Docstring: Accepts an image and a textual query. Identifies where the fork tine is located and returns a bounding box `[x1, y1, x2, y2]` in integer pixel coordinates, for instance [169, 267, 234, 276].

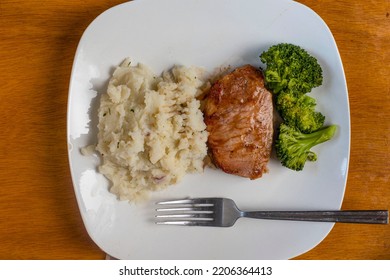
[156, 198, 215, 205]
[155, 213, 213, 219]
[156, 206, 213, 212]
[156, 199, 194, 205]
[156, 220, 214, 226]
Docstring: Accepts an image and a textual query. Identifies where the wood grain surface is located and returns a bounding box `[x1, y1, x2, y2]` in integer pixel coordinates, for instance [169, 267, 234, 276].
[0, 0, 389, 259]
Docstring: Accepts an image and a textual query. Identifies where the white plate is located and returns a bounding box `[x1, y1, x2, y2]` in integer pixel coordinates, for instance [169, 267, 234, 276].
[67, 0, 350, 259]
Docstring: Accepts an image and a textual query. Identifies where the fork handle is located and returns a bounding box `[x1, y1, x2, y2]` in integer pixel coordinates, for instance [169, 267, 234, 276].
[242, 210, 388, 224]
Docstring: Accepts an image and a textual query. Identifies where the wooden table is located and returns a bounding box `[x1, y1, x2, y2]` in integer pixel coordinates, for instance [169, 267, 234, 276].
[0, 0, 389, 260]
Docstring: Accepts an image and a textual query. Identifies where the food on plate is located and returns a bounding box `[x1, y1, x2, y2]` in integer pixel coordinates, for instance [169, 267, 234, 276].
[275, 123, 337, 171]
[260, 43, 323, 95]
[260, 43, 325, 134]
[276, 91, 324, 133]
[96, 58, 209, 201]
[91, 42, 335, 199]
[260, 43, 336, 170]
[204, 65, 273, 179]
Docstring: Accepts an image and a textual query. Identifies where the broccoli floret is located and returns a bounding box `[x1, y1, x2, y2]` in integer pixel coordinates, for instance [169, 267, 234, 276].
[275, 123, 337, 171]
[276, 91, 325, 133]
[260, 43, 336, 171]
[260, 43, 323, 95]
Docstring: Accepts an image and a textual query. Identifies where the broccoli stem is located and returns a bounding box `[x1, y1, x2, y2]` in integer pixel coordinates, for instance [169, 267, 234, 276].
[300, 125, 336, 162]
[300, 125, 337, 148]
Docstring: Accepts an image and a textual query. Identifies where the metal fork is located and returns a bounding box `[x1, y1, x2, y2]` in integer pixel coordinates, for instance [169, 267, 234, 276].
[155, 197, 389, 227]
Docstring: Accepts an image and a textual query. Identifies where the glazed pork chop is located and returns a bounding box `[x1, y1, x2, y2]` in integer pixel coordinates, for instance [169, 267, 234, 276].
[204, 65, 273, 179]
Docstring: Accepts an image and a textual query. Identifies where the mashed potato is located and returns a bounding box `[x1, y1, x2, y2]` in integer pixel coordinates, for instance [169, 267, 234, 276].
[95, 58, 209, 201]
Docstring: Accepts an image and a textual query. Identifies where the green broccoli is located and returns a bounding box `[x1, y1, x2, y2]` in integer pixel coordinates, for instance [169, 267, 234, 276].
[276, 90, 325, 133]
[275, 123, 337, 171]
[260, 43, 323, 95]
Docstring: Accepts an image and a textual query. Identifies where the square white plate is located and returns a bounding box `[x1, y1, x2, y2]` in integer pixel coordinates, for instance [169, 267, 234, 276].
[67, 0, 350, 259]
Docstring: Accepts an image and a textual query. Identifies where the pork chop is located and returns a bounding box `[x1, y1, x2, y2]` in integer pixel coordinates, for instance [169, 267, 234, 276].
[204, 65, 273, 179]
